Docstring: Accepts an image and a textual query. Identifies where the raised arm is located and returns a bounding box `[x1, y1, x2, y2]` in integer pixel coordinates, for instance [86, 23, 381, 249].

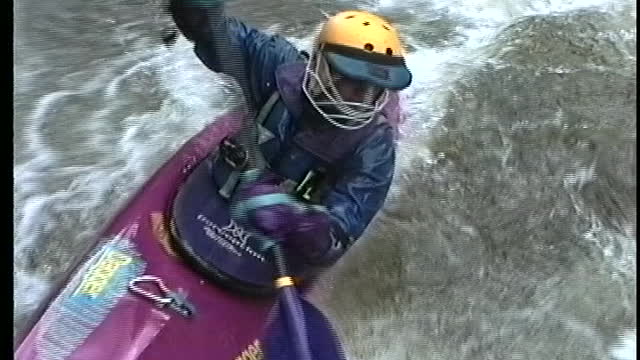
[168, 0, 303, 108]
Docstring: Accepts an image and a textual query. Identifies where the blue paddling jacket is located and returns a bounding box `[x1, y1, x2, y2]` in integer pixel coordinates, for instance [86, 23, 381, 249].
[170, 2, 399, 265]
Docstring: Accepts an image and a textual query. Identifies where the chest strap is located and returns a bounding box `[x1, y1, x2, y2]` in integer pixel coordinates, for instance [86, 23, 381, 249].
[218, 91, 281, 199]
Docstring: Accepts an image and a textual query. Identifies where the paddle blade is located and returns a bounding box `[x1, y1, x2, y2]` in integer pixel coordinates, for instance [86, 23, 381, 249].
[262, 290, 346, 360]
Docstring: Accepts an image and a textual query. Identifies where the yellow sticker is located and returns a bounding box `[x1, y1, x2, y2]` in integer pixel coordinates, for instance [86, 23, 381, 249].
[75, 250, 132, 297]
[234, 339, 264, 360]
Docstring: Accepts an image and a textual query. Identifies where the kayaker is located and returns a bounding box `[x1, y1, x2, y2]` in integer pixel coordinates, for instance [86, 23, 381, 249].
[168, 0, 412, 268]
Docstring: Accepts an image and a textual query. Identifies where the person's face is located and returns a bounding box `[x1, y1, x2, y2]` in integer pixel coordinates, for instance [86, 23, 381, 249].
[329, 68, 383, 104]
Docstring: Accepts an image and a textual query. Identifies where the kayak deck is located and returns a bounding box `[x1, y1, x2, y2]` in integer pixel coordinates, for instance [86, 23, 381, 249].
[16, 111, 279, 360]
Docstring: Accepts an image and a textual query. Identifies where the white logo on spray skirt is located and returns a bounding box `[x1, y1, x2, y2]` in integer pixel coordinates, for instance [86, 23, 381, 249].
[197, 214, 265, 262]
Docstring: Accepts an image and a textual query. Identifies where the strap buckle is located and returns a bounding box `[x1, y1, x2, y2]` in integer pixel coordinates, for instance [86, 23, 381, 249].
[295, 169, 327, 202]
[219, 137, 248, 169]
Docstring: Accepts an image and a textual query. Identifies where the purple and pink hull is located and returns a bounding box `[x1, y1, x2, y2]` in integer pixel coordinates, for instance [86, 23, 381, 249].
[16, 112, 277, 360]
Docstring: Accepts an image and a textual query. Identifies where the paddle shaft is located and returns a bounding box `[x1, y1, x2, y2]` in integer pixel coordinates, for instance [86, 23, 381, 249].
[204, 4, 314, 359]
[163, 4, 331, 358]
[203, 5, 265, 170]
[272, 245, 314, 360]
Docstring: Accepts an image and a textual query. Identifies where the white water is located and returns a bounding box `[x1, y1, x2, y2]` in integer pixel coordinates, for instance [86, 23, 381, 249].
[610, 330, 636, 360]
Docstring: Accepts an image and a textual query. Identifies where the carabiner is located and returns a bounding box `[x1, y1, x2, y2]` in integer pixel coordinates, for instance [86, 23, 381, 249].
[128, 275, 195, 318]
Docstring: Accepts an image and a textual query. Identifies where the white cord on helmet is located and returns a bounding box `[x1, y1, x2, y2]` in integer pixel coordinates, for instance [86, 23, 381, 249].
[302, 47, 389, 130]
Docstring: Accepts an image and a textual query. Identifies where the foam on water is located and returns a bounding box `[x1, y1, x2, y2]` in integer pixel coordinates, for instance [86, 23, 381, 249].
[13, 270, 51, 319]
[14, 34, 230, 331]
[365, 0, 636, 357]
[610, 330, 637, 360]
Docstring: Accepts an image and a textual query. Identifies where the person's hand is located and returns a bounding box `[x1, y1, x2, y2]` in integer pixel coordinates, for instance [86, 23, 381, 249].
[279, 206, 334, 262]
[231, 171, 334, 261]
[232, 170, 299, 239]
[250, 195, 334, 262]
[166, 0, 226, 44]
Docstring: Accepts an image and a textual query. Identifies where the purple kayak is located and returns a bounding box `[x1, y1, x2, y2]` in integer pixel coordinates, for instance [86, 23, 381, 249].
[15, 110, 294, 360]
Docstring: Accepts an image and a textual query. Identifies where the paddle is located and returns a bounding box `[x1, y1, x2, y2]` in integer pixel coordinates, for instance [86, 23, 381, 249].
[165, 2, 346, 359]
[260, 244, 346, 360]
[202, 6, 346, 360]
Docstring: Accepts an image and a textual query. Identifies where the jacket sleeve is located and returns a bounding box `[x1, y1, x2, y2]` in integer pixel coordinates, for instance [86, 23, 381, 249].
[316, 125, 396, 264]
[169, 0, 303, 109]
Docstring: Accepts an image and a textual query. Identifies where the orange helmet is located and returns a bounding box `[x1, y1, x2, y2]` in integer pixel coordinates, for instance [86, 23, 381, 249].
[315, 10, 412, 90]
[302, 10, 412, 130]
